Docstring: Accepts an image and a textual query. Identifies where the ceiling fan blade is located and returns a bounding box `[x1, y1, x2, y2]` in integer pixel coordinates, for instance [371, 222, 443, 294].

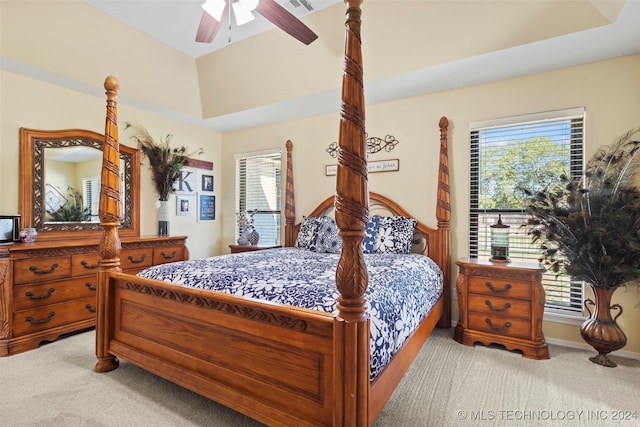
[195, 2, 229, 44]
[255, 0, 318, 45]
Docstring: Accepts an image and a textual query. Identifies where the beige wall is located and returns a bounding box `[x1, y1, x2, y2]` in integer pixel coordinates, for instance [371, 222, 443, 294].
[0, 71, 221, 260]
[221, 54, 640, 354]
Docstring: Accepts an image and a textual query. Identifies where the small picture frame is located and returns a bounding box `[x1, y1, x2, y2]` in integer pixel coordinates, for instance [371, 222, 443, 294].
[176, 195, 195, 216]
[198, 193, 216, 222]
[0, 215, 21, 243]
[202, 174, 214, 192]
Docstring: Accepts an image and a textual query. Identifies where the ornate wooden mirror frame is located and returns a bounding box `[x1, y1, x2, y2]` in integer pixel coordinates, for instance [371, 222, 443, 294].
[19, 128, 140, 241]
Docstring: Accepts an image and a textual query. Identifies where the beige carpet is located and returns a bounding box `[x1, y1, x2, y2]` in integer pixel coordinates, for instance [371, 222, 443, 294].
[1, 328, 638, 426]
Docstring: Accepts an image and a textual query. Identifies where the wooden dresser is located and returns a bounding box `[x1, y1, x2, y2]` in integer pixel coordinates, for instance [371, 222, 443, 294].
[0, 235, 188, 356]
[453, 257, 549, 360]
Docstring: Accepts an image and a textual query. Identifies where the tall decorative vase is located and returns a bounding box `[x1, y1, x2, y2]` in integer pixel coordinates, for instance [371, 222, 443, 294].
[580, 284, 627, 367]
[237, 227, 250, 245]
[158, 200, 169, 236]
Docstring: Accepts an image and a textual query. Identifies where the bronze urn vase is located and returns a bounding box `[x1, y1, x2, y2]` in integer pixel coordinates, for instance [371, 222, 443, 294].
[579, 284, 627, 367]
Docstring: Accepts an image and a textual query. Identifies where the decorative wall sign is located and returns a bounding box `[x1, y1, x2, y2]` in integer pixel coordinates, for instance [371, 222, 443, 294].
[326, 134, 399, 158]
[325, 159, 399, 176]
[198, 193, 216, 222]
[174, 167, 197, 195]
[185, 158, 213, 170]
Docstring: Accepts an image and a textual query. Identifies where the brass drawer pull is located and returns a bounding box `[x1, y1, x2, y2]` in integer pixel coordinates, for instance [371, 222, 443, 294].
[161, 250, 177, 259]
[85, 282, 97, 291]
[85, 304, 96, 313]
[29, 263, 59, 275]
[485, 300, 511, 312]
[485, 318, 511, 332]
[80, 260, 100, 269]
[26, 288, 55, 300]
[485, 281, 512, 293]
[127, 254, 147, 264]
[26, 312, 55, 325]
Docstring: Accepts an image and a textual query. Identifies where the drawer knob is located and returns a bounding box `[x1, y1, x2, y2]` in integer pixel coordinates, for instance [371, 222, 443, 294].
[26, 288, 55, 300]
[485, 281, 512, 293]
[80, 260, 100, 269]
[85, 282, 97, 291]
[128, 254, 147, 264]
[26, 312, 55, 325]
[85, 304, 96, 313]
[160, 250, 177, 259]
[485, 300, 511, 312]
[29, 263, 59, 275]
[485, 318, 512, 332]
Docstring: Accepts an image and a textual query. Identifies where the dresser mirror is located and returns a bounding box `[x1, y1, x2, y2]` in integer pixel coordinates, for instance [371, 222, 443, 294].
[19, 128, 140, 241]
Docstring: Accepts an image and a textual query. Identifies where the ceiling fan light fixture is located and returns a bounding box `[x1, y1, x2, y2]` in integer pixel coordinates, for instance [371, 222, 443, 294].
[239, 0, 260, 12]
[232, 1, 255, 26]
[201, 0, 226, 21]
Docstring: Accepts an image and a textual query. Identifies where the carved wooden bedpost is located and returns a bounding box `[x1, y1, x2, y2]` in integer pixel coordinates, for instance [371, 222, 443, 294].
[284, 140, 296, 247]
[436, 116, 451, 328]
[334, 1, 368, 425]
[95, 76, 122, 373]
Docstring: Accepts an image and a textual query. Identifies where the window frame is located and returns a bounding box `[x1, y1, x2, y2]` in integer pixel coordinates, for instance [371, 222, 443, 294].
[469, 107, 586, 322]
[234, 148, 283, 246]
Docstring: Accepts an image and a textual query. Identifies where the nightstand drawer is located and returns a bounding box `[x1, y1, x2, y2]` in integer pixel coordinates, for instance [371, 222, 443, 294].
[468, 294, 531, 320]
[13, 256, 72, 285]
[468, 276, 531, 300]
[468, 312, 530, 340]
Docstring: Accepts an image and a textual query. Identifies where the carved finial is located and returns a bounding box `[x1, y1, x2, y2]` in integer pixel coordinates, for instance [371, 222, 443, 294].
[439, 116, 449, 130]
[104, 76, 119, 93]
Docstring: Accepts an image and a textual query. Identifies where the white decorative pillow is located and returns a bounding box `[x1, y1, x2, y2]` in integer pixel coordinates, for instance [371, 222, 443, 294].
[295, 216, 319, 249]
[310, 216, 342, 253]
[373, 216, 417, 254]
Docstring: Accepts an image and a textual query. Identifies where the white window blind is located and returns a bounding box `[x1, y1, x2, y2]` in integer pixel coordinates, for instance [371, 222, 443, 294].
[469, 108, 585, 315]
[235, 150, 282, 245]
[83, 176, 100, 222]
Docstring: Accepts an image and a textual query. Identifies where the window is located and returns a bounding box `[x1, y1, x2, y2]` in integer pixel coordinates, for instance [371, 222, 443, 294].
[83, 176, 100, 222]
[469, 108, 585, 318]
[235, 149, 282, 246]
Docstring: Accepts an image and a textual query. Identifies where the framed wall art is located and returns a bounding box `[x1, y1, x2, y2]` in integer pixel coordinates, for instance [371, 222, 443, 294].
[198, 193, 216, 222]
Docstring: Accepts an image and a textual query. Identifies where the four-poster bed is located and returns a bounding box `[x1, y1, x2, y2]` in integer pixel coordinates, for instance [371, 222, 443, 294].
[94, 1, 451, 425]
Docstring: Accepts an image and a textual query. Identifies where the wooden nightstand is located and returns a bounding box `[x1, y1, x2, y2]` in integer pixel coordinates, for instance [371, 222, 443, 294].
[453, 257, 549, 360]
[229, 245, 281, 254]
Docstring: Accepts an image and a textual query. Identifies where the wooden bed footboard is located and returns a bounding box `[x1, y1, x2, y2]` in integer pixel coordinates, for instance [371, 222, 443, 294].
[103, 271, 339, 426]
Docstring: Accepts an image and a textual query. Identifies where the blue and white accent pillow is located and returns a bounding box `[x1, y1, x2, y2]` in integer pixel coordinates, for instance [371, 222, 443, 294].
[363, 216, 381, 254]
[310, 216, 342, 254]
[374, 216, 417, 254]
[295, 216, 319, 249]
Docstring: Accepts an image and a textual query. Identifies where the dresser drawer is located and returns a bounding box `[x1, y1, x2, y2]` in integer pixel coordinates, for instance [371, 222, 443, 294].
[468, 294, 531, 320]
[71, 253, 101, 276]
[13, 296, 96, 337]
[468, 312, 531, 340]
[468, 276, 531, 300]
[153, 245, 185, 265]
[121, 248, 154, 270]
[13, 256, 71, 285]
[13, 277, 97, 311]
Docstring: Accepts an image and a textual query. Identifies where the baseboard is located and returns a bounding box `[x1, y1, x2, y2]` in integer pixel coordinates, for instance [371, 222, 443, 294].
[544, 336, 640, 361]
[450, 320, 640, 361]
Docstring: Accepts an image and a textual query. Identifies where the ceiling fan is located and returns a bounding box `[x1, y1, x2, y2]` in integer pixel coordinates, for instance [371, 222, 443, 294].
[196, 0, 318, 46]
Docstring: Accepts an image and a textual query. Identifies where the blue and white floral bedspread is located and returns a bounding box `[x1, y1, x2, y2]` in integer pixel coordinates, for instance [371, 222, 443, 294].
[138, 247, 443, 381]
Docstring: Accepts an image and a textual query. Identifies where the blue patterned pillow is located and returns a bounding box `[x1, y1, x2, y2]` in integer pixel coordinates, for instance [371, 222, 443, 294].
[310, 216, 342, 253]
[363, 216, 380, 254]
[374, 216, 417, 254]
[295, 216, 319, 249]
